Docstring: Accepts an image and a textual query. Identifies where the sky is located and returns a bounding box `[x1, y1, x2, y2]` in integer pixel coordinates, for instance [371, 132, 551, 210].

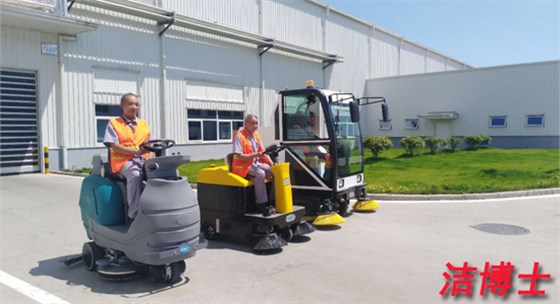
[320, 0, 559, 68]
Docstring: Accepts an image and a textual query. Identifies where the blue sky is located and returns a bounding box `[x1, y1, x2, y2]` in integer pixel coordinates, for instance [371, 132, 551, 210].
[321, 0, 559, 68]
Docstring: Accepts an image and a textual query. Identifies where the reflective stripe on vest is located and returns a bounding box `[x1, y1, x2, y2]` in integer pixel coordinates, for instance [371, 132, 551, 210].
[109, 117, 151, 173]
[231, 129, 267, 178]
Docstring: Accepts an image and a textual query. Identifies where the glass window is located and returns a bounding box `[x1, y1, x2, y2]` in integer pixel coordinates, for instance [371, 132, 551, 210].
[95, 105, 122, 144]
[490, 116, 507, 128]
[188, 110, 216, 119]
[232, 121, 244, 133]
[95, 105, 122, 116]
[219, 121, 231, 140]
[96, 119, 110, 143]
[404, 119, 419, 129]
[187, 109, 243, 142]
[526, 115, 544, 127]
[188, 121, 201, 140]
[203, 121, 217, 141]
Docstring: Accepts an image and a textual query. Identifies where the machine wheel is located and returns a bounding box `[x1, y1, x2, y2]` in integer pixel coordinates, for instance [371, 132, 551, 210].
[149, 261, 186, 284]
[82, 242, 103, 271]
[202, 223, 218, 241]
[280, 227, 293, 242]
[337, 201, 349, 217]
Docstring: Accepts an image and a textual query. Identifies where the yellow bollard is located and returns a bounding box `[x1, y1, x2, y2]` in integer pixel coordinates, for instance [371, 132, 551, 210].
[43, 147, 49, 174]
[271, 163, 293, 213]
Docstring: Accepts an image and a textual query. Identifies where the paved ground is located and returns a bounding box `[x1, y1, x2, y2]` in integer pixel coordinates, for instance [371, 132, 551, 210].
[1, 174, 559, 303]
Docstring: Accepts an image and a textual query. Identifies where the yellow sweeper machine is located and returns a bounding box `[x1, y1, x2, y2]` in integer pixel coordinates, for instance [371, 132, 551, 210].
[261, 81, 389, 226]
[197, 145, 315, 252]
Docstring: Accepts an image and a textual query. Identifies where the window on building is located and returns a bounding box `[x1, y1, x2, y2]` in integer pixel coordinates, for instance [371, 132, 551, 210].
[526, 114, 544, 127]
[404, 119, 419, 130]
[187, 109, 244, 142]
[489, 116, 507, 128]
[95, 105, 122, 143]
[379, 120, 392, 130]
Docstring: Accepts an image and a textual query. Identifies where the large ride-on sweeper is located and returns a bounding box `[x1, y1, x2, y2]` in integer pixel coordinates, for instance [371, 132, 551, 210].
[261, 81, 389, 227]
[77, 140, 205, 283]
[197, 144, 314, 252]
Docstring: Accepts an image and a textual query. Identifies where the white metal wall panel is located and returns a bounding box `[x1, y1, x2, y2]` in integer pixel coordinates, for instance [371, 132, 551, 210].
[163, 29, 259, 141]
[161, 0, 259, 34]
[262, 0, 324, 50]
[325, 12, 370, 95]
[262, 52, 323, 91]
[364, 61, 560, 138]
[0, 26, 58, 149]
[400, 41, 426, 75]
[426, 52, 446, 73]
[371, 30, 400, 79]
[64, 4, 162, 147]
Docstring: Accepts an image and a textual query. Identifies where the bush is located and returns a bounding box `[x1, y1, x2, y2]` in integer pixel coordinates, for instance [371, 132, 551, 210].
[363, 136, 393, 159]
[445, 137, 463, 151]
[464, 134, 492, 149]
[400, 136, 425, 155]
[424, 137, 442, 154]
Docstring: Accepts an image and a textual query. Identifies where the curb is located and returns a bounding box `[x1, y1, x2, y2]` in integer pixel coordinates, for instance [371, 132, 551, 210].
[368, 188, 560, 201]
[51, 171, 559, 200]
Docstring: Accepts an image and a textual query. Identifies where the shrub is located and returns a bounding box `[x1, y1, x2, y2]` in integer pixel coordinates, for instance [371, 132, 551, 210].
[424, 137, 442, 154]
[400, 136, 425, 155]
[445, 137, 463, 151]
[464, 134, 492, 149]
[363, 136, 393, 159]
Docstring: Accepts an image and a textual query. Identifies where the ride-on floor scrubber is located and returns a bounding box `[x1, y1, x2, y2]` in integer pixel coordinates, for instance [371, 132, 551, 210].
[78, 140, 205, 283]
[197, 144, 315, 252]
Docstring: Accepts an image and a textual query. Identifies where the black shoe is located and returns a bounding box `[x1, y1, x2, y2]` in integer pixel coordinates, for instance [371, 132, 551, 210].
[257, 204, 275, 217]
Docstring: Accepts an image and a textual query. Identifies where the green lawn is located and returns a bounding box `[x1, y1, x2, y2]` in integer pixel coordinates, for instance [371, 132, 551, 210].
[364, 148, 559, 194]
[178, 148, 559, 194]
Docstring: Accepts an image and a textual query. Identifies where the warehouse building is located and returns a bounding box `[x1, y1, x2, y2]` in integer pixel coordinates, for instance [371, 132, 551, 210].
[363, 60, 559, 148]
[1, 0, 554, 176]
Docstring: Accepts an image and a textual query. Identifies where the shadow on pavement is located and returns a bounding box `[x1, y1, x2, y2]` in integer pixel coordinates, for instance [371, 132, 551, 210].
[29, 254, 192, 298]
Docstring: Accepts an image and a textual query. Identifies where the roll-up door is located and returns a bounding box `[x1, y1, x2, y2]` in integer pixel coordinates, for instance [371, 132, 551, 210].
[0, 70, 40, 175]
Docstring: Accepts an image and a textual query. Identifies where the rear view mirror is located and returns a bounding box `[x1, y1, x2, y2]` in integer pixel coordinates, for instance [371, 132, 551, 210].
[381, 103, 389, 122]
[350, 101, 360, 123]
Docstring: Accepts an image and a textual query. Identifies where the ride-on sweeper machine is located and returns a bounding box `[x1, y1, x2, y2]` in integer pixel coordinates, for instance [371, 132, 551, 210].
[260, 81, 389, 227]
[77, 140, 206, 283]
[197, 144, 315, 252]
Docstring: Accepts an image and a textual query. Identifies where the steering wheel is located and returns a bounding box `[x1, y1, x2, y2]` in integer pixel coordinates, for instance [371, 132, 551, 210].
[263, 144, 286, 156]
[140, 139, 175, 153]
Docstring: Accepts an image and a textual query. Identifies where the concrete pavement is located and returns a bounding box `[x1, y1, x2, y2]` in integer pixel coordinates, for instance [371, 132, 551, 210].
[1, 174, 559, 303]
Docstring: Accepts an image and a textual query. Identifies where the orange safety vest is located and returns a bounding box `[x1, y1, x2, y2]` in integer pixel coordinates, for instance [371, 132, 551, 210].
[231, 129, 269, 178]
[109, 117, 151, 173]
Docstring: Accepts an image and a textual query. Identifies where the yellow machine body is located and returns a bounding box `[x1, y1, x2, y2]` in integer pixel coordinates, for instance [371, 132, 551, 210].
[270, 163, 293, 213]
[352, 199, 379, 211]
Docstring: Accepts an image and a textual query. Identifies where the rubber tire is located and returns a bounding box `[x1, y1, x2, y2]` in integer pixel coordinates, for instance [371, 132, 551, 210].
[169, 261, 186, 284]
[337, 201, 349, 217]
[202, 223, 218, 241]
[149, 261, 186, 284]
[280, 226, 293, 242]
[82, 242, 103, 271]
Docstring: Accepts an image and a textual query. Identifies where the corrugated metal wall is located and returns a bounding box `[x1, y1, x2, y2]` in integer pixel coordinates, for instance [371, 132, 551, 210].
[262, 0, 324, 50]
[364, 61, 560, 138]
[161, 0, 260, 34]
[0, 26, 59, 148]
[164, 27, 260, 140]
[325, 12, 370, 95]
